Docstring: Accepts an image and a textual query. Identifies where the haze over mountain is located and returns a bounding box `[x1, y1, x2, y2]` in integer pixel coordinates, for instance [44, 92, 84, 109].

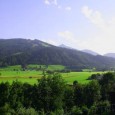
[0, 39, 115, 70]
[59, 44, 74, 49]
[59, 45, 100, 56]
[104, 53, 115, 58]
[82, 49, 99, 56]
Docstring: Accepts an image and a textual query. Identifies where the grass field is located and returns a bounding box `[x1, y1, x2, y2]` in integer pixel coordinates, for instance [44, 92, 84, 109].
[0, 65, 105, 84]
[62, 71, 104, 84]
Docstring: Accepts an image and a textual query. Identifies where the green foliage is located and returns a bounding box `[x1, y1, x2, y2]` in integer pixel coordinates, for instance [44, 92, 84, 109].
[64, 86, 74, 110]
[74, 83, 85, 106]
[88, 100, 111, 115]
[88, 73, 102, 80]
[88, 105, 97, 115]
[73, 80, 101, 107]
[81, 106, 89, 115]
[71, 106, 83, 115]
[84, 80, 101, 107]
[0, 82, 10, 107]
[36, 73, 66, 112]
[0, 72, 115, 114]
[99, 72, 115, 85]
[95, 100, 110, 114]
[8, 81, 24, 109]
[17, 107, 38, 115]
[50, 109, 64, 115]
[73, 80, 78, 86]
[0, 103, 15, 115]
[99, 72, 115, 100]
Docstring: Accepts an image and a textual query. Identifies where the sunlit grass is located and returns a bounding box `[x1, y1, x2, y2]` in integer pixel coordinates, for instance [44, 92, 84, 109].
[0, 65, 105, 84]
[62, 71, 104, 84]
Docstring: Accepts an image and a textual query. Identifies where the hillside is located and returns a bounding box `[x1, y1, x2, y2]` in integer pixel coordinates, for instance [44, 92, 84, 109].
[0, 38, 115, 70]
[104, 53, 115, 58]
[58, 44, 74, 49]
[82, 49, 99, 56]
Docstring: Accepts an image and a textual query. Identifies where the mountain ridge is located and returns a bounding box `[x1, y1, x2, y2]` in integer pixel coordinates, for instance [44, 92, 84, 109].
[82, 49, 99, 56]
[58, 44, 74, 49]
[0, 38, 115, 70]
[104, 53, 115, 58]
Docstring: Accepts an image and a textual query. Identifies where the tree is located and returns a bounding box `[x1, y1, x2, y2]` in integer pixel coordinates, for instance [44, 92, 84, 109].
[8, 81, 24, 110]
[64, 86, 74, 112]
[74, 83, 85, 106]
[84, 80, 101, 107]
[0, 103, 15, 115]
[0, 82, 10, 107]
[99, 72, 115, 100]
[17, 107, 38, 115]
[22, 83, 35, 108]
[71, 106, 83, 115]
[73, 80, 78, 87]
[99, 72, 115, 86]
[35, 73, 66, 112]
[21, 63, 27, 71]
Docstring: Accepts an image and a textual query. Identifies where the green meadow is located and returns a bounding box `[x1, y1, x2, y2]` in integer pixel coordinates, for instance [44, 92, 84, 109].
[0, 65, 104, 84]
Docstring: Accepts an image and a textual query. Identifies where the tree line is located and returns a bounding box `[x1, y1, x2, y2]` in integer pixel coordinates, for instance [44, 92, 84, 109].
[0, 72, 115, 114]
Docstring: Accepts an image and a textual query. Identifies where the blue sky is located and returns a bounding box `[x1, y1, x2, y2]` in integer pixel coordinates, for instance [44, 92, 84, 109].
[0, 0, 115, 54]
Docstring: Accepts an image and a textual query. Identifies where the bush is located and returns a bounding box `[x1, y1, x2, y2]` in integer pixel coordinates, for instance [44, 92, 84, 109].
[71, 106, 83, 115]
[88, 73, 102, 80]
[81, 106, 89, 115]
[88, 105, 97, 115]
[17, 107, 38, 115]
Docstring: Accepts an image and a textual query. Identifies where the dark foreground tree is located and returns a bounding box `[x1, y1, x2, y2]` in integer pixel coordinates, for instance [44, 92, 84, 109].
[34, 73, 66, 112]
[8, 81, 24, 110]
[99, 72, 115, 100]
[84, 80, 101, 107]
[0, 82, 10, 107]
[0, 72, 115, 114]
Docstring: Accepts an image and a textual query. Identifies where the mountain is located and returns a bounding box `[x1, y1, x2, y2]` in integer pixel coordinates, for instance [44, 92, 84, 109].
[59, 44, 73, 49]
[104, 53, 115, 58]
[82, 49, 99, 56]
[0, 38, 115, 70]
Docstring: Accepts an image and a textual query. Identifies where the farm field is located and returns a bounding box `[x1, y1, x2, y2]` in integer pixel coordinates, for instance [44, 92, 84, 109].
[0, 71, 42, 84]
[0, 65, 105, 84]
[62, 71, 104, 84]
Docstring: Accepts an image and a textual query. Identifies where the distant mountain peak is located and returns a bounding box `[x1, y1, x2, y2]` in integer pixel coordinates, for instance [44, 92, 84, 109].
[1, 38, 115, 70]
[59, 44, 73, 49]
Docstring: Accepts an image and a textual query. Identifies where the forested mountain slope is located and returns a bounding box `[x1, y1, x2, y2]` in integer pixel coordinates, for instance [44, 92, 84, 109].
[0, 38, 115, 70]
[82, 49, 99, 56]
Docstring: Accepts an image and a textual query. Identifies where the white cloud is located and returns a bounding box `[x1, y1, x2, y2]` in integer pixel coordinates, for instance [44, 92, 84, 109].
[81, 5, 115, 54]
[44, 0, 72, 11]
[44, 0, 57, 5]
[44, 0, 50, 5]
[57, 5, 61, 9]
[81, 5, 115, 32]
[58, 31, 80, 47]
[53, 0, 57, 5]
[65, 6, 71, 11]
[81, 6, 106, 29]
[58, 30, 114, 54]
